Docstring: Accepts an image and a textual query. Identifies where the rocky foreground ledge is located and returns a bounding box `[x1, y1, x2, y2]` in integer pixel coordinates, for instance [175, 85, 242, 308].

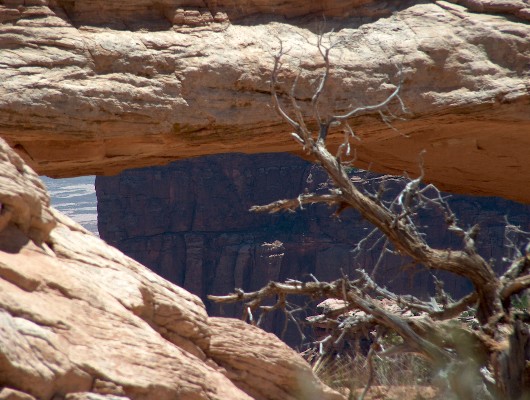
[0, 0, 529, 202]
[0, 138, 343, 400]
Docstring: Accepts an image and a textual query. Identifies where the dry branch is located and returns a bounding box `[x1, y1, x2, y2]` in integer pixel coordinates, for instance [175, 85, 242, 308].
[267, 39, 504, 325]
[249, 193, 343, 213]
[212, 36, 530, 399]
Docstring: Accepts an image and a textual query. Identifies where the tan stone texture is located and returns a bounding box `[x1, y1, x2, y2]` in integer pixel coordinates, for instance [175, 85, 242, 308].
[0, 137, 344, 399]
[208, 317, 344, 400]
[0, 1, 528, 202]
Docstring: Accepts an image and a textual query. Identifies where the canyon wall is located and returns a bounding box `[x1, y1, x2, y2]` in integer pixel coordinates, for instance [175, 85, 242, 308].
[96, 152, 530, 340]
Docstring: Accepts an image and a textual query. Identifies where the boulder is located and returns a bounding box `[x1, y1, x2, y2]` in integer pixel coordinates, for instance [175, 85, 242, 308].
[207, 317, 343, 400]
[0, 138, 343, 400]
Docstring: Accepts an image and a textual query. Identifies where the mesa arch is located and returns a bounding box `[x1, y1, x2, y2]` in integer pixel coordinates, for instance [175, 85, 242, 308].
[0, 0, 529, 202]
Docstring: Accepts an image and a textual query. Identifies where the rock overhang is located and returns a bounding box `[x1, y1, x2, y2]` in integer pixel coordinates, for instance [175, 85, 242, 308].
[0, 0, 529, 202]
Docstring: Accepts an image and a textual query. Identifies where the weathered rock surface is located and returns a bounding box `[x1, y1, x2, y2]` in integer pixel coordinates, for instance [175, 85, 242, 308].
[1, 0, 529, 202]
[0, 140, 55, 243]
[0, 139, 343, 399]
[96, 153, 530, 340]
[208, 317, 341, 400]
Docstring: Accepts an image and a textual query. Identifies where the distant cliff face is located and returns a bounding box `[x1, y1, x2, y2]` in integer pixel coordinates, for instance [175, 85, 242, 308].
[96, 153, 530, 338]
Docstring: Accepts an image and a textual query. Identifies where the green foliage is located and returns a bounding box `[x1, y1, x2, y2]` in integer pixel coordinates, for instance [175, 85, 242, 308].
[513, 293, 528, 311]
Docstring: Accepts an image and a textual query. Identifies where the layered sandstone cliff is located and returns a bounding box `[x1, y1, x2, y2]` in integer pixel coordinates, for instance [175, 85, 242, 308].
[0, 139, 344, 399]
[0, 0, 529, 202]
[96, 153, 530, 340]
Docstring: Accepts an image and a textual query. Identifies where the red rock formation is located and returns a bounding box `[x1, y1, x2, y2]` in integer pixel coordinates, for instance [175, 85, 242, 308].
[96, 153, 530, 341]
[0, 139, 344, 399]
[0, 1, 529, 202]
[2, 0, 529, 396]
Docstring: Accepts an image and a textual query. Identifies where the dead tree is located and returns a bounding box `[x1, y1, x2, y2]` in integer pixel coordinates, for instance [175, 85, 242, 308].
[210, 35, 530, 399]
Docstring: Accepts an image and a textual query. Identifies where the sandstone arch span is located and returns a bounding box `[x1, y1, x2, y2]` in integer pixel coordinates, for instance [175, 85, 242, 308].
[0, 0, 529, 202]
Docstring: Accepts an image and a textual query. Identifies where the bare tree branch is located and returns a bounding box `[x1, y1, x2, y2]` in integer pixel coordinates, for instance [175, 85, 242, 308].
[266, 41, 503, 323]
[501, 273, 530, 300]
[330, 82, 403, 123]
[249, 193, 343, 213]
[270, 41, 302, 133]
[430, 292, 478, 320]
[213, 34, 530, 399]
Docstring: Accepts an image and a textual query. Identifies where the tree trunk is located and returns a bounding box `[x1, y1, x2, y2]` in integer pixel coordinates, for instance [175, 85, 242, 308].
[496, 319, 530, 399]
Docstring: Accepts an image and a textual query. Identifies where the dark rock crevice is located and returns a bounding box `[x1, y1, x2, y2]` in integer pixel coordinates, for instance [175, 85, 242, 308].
[96, 152, 530, 343]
